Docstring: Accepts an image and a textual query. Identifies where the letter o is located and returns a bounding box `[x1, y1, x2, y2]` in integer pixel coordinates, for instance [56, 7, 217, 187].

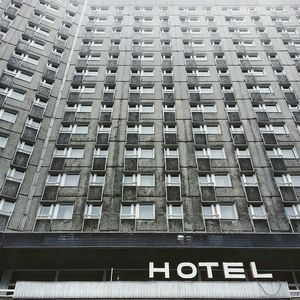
[177, 262, 197, 279]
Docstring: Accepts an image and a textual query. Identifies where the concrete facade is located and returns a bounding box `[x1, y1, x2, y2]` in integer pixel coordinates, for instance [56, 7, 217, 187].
[1, 0, 300, 296]
[1, 0, 300, 234]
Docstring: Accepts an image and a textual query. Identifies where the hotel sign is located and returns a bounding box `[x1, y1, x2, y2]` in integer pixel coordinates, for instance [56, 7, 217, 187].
[149, 262, 273, 279]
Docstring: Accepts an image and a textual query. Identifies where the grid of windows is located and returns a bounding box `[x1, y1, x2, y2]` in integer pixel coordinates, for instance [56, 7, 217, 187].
[0, 1, 299, 234]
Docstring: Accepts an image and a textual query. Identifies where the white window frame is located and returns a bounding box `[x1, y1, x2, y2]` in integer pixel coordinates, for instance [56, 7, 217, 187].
[0, 109, 17, 123]
[198, 174, 231, 187]
[84, 204, 102, 219]
[202, 204, 238, 220]
[249, 205, 267, 219]
[167, 204, 183, 219]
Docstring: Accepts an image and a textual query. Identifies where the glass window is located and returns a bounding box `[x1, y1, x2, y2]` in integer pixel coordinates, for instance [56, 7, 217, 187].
[38, 205, 53, 218]
[63, 174, 80, 186]
[206, 126, 220, 134]
[90, 174, 105, 185]
[140, 174, 155, 187]
[198, 176, 210, 185]
[140, 105, 154, 113]
[120, 205, 135, 219]
[219, 204, 237, 219]
[265, 105, 279, 113]
[215, 175, 231, 187]
[55, 204, 73, 219]
[167, 205, 183, 219]
[69, 148, 84, 158]
[210, 149, 225, 159]
[290, 175, 300, 187]
[9, 89, 26, 102]
[202, 205, 217, 218]
[0, 110, 17, 123]
[0, 135, 8, 148]
[73, 125, 89, 134]
[281, 148, 297, 159]
[249, 205, 266, 219]
[273, 125, 287, 134]
[138, 204, 154, 219]
[140, 125, 154, 134]
[140, 148, 154, 158]
[0, 199, 14, 215]
[259, 86, 272, 93]
[284, 205, 300, 219]
[85, 204, 102, 219]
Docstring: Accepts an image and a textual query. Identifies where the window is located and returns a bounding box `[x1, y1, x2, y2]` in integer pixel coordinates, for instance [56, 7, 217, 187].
[272, 125, 288, 134]
[125, 148, 154, 159]
[266, 148, 298, 159]
[260, 124, 288, 135]
[167, 205, 183, 219]
[241, 174, 258, 186]
[246, 68, 265, 76]
[236, 148, 250, 157]
[89, 174, 105, 186]
[66, 104, 92, 113]
[249, 205, 267, 219]
[0, 109, 17, 123]
[264, 104, 280, 113]
[191, 54, 206, 61]
[6, 169, 24, 185]
[141, 86, 154, 94]
[275, 174, 300, 187]
[37, 204, 74, 220]
[84, 204, 102, 219]
[140, 125, 154, 134]
[73, 125, 89, 134]
[206, 125, 221, 134]
[258, 85, 272, 94]
[141, 54, 154, 61]
[239, 53, 260, 61]
[165, 148, 178, 158]
[140, 175, 155, 186]
[284, 204, 300, 219]
[13, 51, 39, 65]
[193, 40, 204, 47]
[166, 174, 180, 186]
[193, 125, 221, 135]
[191, 85, 213, 94]
[123, 174, 155, 187]
[141, 69, 154, 76]
[202, 204, 237, 219]
[198, 174, 231, 187]
[22, 36, 45, 50]
[190, 104, 217, 113]
[140, 105, 154, 113]
[16, 142, 33, 155]
[120, 204, 155, 220]
[54, 148, 84, 158]
[46, 174, 80, 187]
[196, 148, 225, 159]
[197, 68, 210, 77]
[0, 87, 25, 102]
[0, 199, 14, 215]
[0, 135, 8, 148]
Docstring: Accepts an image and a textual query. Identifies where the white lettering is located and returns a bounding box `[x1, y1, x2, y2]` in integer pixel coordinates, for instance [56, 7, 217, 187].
[223, 262, 246, 279]
[149, 262, 170, 279]
[177, 262, 197, 279]
[198, 262, 219, 279]
[250, 262, 273, 279]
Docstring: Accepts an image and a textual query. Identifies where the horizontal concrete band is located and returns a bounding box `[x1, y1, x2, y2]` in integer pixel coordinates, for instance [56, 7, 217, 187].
[13, 281, 290, 299]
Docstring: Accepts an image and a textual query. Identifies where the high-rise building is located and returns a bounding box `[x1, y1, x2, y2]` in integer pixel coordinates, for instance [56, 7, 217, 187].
[0, 0, 300, 298]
